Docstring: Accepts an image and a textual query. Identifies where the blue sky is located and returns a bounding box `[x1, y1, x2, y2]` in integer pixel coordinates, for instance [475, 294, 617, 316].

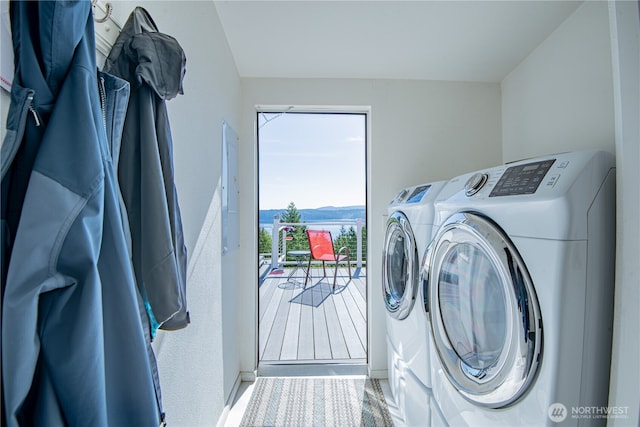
[258, 112, 366, 210]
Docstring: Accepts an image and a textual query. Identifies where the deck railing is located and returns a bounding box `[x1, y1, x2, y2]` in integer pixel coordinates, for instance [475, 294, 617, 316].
[265, 215, 365, 272]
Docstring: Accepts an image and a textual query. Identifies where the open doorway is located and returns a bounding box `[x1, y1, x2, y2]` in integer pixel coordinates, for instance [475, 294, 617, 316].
[257, 111, 368, 374]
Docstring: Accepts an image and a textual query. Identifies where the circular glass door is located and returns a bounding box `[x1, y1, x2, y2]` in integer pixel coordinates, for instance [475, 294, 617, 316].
[382, 211, 418, 320]
[422, 211, 542, 408]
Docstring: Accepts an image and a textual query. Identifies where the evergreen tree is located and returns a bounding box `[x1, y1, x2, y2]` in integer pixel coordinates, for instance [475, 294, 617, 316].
[258, 227, 272, 254]
[281, 201, 302, 224]
[280, 202, 308, 258]
[334, 224, 367, 263]
[334, 226, 356, 256]
[361, 225, 367, 262]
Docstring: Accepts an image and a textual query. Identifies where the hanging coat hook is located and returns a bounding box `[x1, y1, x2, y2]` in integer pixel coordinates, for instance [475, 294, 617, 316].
[92, 0, 113, 23]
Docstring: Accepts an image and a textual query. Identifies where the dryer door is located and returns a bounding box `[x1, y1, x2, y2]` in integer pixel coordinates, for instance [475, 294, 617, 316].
[382, 211, 418, 320]
[423, 211, 542, 408]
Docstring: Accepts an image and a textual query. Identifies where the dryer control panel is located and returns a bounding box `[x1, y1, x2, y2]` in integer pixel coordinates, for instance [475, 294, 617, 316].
[390, 184, 432, 205]
[407, 184, 432, 203]
[489, 159, 556, 197]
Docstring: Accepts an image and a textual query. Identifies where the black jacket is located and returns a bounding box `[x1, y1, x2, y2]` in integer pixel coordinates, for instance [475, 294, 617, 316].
[103, 7, 189, 334]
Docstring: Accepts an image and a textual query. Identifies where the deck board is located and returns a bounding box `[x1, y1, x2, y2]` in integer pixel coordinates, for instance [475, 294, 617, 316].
[332, 290, 366, 359]
[261, 285, 294, 360]
[280, 295, 301, 360]
[258, 284, 282, 358]
[342, 285, 367, 347]
[259, 265, 367, 363]
[297, 304, 314, 360]
[313, 303, 332, 360]
[322, 295, 350, 360]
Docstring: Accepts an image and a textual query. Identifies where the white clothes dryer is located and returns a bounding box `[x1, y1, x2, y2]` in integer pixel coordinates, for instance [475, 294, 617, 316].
[383, 181, 446, 425]
[421, 150, 616, 426]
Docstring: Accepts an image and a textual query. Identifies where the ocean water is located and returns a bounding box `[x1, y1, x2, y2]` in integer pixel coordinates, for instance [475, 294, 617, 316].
[259, 222, 358, 239]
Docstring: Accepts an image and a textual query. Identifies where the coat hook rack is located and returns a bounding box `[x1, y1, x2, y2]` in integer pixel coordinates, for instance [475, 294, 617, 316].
[92, 0, 113, 23]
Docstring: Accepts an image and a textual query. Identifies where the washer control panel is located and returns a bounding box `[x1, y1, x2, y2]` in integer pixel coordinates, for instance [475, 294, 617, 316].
[489, 159, 556, 197]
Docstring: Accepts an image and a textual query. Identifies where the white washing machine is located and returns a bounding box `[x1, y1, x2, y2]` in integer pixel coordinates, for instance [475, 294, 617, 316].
[420, 150, 616, 426]
[383, 181, 446, 426]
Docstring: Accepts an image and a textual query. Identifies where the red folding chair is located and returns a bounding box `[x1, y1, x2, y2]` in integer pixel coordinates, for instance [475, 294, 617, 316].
[305, 229, 352, 291]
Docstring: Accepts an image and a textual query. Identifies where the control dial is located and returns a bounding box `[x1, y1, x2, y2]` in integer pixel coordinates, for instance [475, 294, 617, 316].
[391, 189, 408, 205]
[464, 173, 488, 197]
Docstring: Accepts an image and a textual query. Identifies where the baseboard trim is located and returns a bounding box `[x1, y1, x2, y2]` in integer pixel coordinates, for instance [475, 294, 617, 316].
[240, 370, 257, 382]
[216, 372, 242, 427]
[368, 368, 388, 379]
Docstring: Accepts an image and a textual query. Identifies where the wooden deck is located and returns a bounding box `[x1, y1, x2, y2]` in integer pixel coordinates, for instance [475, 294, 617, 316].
[259, 265, 367, 364]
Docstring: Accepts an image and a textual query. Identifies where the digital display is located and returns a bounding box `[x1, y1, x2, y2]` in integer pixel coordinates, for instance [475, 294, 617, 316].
[407, 185, 431, 203]
[489, 159, 555, 197]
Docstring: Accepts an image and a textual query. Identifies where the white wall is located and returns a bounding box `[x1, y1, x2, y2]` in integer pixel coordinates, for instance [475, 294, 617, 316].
[608, 1, 640, 425]
[237, 78, 502, 378]
[108, 2, 242, 426]
[501, 1, 640, 423]
[502, 1, 614, 162]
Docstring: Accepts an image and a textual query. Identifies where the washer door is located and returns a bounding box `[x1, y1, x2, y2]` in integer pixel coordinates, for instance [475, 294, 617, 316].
[382, 211, 418, 320]
[422, 212, 542, 408]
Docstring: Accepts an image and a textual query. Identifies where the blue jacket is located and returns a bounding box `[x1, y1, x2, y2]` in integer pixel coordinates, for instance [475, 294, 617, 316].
[103, 7, 189, 334]
[1, 2, 162, 425]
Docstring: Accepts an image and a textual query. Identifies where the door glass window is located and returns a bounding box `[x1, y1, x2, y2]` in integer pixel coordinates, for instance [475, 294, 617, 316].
[438, 243, 506, 370]
[386, 229, 408, 307]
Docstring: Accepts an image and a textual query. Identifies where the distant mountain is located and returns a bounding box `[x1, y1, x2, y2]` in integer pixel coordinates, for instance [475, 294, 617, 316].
[259, 205, 365, 225]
